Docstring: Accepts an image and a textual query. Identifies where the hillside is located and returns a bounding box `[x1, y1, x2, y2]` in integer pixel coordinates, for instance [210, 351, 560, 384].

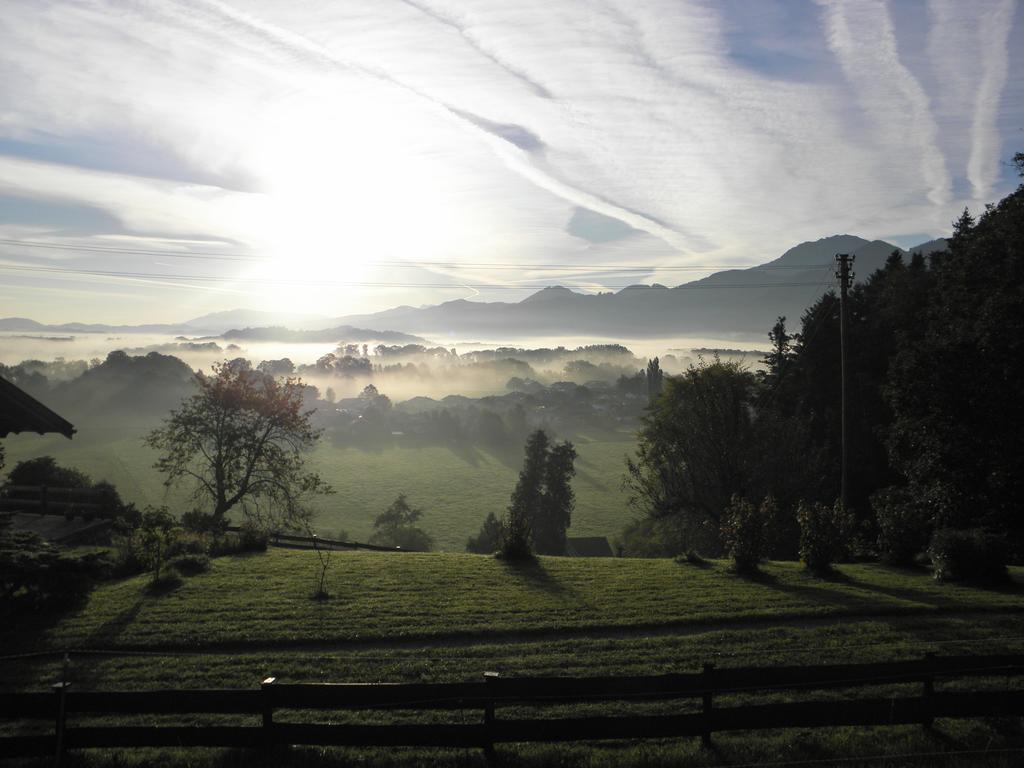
[0, 235, 948, 340]
[333, 236, 949, 338]
[5, 550, 1023, 766]
[17, 550, 1023, 651]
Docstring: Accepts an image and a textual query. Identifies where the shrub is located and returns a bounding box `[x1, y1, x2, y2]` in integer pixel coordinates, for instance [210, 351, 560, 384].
[617, 516, 694, 558]
[466, 512, 503, 554]
[139, 506, 178, 582]
[145, 568, 183, 594]
[237, 524, 268, 553]
[928, 528, 1008, 583]
[721, 495, 772, 573]
[166, 531, 210, 558]
[873, 488, 932, 565]
[181, 509, 229, 535]
[797, 500, 854, 573]
[368, 495, 434, 552]
[497, 508, 533, 561]
[169, 553, 210, 576]
[0, 525, 107, 618]
[674, 549, 708, 567]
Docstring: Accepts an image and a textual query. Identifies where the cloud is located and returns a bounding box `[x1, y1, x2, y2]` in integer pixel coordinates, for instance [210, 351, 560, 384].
[818, 0, 951, 206]
[927, 0, 1017, 201]
[448, 109, 546, 152]
[397, 0, 553, 98]
[567, 207, 638, 243]
[967, 0, 1015, 201]
[0, 0, 1020, 322]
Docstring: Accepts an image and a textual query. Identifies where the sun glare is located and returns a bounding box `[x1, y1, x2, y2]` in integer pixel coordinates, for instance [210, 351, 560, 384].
[241, 89, 459, 311]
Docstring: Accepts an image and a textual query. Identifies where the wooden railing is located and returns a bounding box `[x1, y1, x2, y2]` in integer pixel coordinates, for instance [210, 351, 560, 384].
[2, 653, 1023, 761]
[0, 485, 104, 518]
[240, 528, 406, 553]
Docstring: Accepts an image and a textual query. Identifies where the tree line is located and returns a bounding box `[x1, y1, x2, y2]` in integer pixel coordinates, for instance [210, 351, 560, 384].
[622, 153, 1024, 577]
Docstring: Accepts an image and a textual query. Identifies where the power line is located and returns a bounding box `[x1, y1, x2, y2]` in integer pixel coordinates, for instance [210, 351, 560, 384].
[0, 262, 831, 290]
[0, 238, 830, 272]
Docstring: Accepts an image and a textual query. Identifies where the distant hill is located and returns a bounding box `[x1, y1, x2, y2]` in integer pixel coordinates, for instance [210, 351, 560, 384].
[0, 234, 948, 340]
[219, 325, 426, 344]
[332, 235, 948, 338]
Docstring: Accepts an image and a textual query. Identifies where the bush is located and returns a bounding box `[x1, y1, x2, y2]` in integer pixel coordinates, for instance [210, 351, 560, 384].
[181, 509, 229, 535]
[0, 525, 107, 618]
[466, 512, 503, 554]
[928, 528, 1008, 583]
[616, 516, 709, 558]
[873, 488, 932, 565]
[497, 506, 533, 560]
[720, 495, 772, 573]
[169, 553, 210, 576]
[797, 500, 854, 573]
[237, 524, 268, 553]
[369, 495, 434, 552]
[674, 549, 708, 567]
[146, 568, 183, 594]
[166, 531, 210, 558]
[139, 506, 178, 581]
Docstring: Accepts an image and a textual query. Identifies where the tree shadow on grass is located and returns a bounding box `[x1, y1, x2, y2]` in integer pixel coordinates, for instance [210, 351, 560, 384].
[498, 557, 572, 597]
[835, 564, 1021, 612]
[572, 466, 609, 492]
[82, 596, 146, 647]
[443, 440, 484, 468]
[748, 566, 919, 615]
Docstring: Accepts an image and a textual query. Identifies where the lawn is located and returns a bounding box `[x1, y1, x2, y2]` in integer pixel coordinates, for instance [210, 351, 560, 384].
[4, 550, 1024, 767]
[3, 433, 637, 550]
[10, 550, 1023, 652]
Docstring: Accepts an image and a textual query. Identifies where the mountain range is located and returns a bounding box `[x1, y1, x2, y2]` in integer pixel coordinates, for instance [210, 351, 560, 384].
[0, 235, 946, 341]
[332, 235, 947, 339]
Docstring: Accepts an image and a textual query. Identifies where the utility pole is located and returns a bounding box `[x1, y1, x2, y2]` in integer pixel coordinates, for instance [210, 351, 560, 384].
[835, 253, 855, 511]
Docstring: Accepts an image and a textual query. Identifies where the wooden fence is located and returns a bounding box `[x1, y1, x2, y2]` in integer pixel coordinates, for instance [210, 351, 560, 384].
[0, 491, 400, 551]
[2, 653, 1023, 761]
[228, 527, 406, 553]
[0, 485, 104, 518]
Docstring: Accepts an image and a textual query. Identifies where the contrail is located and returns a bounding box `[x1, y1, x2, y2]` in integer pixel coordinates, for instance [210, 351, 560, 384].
[967, 0, 1014, 201]
[160, 0, 701, 253]
[820, 0, 951, 206]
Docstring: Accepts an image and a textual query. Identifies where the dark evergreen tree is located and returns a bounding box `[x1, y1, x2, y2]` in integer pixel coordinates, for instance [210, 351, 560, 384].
[885, 175, 1024, 553]
[502, 429, 577, 557]
[534, 441, 578, 555]
[645, 357, 664, 403]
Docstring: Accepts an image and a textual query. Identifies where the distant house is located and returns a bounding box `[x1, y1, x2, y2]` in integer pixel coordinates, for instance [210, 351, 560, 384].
[565, 536, 614, 557]
[0, 376, 75, 439]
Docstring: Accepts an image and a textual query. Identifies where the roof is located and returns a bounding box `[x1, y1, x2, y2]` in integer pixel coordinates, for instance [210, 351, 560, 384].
[565, 536, 614, 557]
[0, 375, 75, 439]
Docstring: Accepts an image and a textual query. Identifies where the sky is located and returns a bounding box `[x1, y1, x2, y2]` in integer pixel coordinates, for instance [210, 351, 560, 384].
[0, 0, 1021, 324]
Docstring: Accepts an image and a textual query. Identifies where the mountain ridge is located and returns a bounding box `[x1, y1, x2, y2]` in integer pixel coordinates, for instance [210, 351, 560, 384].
[0, 234, 947, 340]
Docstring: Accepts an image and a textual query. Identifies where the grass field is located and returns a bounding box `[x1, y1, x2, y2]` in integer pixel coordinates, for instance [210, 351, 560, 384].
[3, 432, 637, 550]
[4, 550, 1024, 766]
[11, 550, 1023, 651]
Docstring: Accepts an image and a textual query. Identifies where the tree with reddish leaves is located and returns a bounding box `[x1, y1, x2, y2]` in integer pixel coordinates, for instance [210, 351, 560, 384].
[145, 362, 331, 530]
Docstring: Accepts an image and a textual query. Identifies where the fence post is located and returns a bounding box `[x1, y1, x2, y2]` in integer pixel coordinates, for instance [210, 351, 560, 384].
[483, 671, 499, 761]
[922, 652, 936, 730]
[261, 677, 276, 745]
[51, 684, 69, 765]
[701, 662, 715, 748]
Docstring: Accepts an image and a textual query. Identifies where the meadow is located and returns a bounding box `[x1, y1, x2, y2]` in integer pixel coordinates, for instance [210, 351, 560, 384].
[2, 432, 637, 550]
[4, 549, 1024, 767]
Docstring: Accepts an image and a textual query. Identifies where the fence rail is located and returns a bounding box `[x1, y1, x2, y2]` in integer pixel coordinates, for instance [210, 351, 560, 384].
[225, 526, 406, 553]
[0, 484, 104, 516]
[2, 653, 1023, 761]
